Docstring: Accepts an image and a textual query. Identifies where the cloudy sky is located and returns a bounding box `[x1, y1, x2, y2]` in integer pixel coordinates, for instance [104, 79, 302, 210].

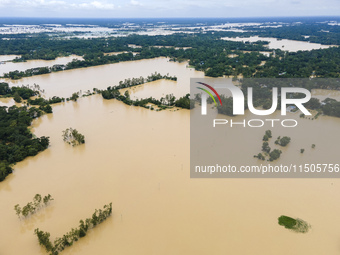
[0, 0, 339, 18]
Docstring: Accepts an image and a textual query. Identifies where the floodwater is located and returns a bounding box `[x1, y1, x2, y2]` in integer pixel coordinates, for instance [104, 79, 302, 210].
[0, 55, 83, 76]
[120, 78, 192, 100]
[221, 36, 336, 52]
[1, 59, 340, 255]
[3, 57, 203, 98]
[312, 89, 340, 101]
[0, 55, 20, 62]
[0, 97, 21, 107]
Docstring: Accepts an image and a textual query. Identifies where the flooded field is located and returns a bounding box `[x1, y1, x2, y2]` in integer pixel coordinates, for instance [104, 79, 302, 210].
[1, 58, 340, 255]
[312, 89, 340, 101]
[0, 54, 19, 62]
[0, 55, 83, 76]
[3, 57, 203, 98]
[221, 36, 335, 52]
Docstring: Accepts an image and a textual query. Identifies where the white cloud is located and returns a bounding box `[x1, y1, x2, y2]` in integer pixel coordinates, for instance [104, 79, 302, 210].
[26, 0, 67, 7]
[75, 1, 115, 10]
[0, 0, 339, 17]
[130, 0, 143, 6]
[1, 0, 115, 10]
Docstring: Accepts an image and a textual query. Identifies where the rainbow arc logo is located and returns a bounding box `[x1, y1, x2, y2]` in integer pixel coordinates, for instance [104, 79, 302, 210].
[196, 82, 223, 106]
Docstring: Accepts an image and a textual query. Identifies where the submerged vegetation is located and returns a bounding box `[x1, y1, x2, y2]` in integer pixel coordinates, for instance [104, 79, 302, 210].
[101, 72, 177, 99]
[34, 203, 112, 255]
[100, 73, 192, 110]
[62, 128, 85, 146]
[14, 194, 53, 218]
[278, 215, 310, 233]
[254, 130, 287, 161]
[275, 136, 291, 147]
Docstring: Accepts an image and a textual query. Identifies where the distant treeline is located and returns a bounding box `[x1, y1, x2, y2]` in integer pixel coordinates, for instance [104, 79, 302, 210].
[2, 32, 340, 80]
[0, 33, 268, 60]
[213, 22, 340, 45]
[2, 52, 134, 79]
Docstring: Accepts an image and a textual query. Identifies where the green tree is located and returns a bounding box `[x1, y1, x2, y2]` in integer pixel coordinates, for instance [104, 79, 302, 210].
[33, 194, 42, 208]
[13, 92, 22, 103]
[262, 142, 271, 153]
[14, 204, 21, 217]
[265, 130, 272, 138]
[62, 128, 85, 146]
[279, 136, 291, 147]
[70, 92, 79, 102]
[269, 149, 282, 161]
[34, 229, 53, 252]
[254, 153, 265, 160]
[124, 90, 130, 99]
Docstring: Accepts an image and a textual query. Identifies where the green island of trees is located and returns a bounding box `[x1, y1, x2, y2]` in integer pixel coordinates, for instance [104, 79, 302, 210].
[278, 215, 310, 233]
[62, 128, 85, 146]
[14, 194, 53, 218]
[275, 136, 291, 147]
[269, 149, 282, 161]
[34, 203, 112, 255]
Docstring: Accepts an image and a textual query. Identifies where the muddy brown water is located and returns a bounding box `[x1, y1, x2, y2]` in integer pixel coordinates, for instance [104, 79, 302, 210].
[0, 58, 340, 255]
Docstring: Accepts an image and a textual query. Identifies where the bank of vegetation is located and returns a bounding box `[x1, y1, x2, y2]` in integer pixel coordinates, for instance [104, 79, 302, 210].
[0, 103, 49, 182]
[0, 82, 64, 114]
[34, 203, 112, 255]
[100, 73, 193, 110]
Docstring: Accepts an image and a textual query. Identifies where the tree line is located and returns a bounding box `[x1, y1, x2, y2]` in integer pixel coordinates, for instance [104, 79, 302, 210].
[14, 194, 53, 218]
[100, 73, 193, 110]
[34, 203, 112, 255]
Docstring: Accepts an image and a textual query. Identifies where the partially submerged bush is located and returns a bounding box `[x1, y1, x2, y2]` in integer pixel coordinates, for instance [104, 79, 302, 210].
[278, 215, 310, 233]
[62, 128, 85, 146]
